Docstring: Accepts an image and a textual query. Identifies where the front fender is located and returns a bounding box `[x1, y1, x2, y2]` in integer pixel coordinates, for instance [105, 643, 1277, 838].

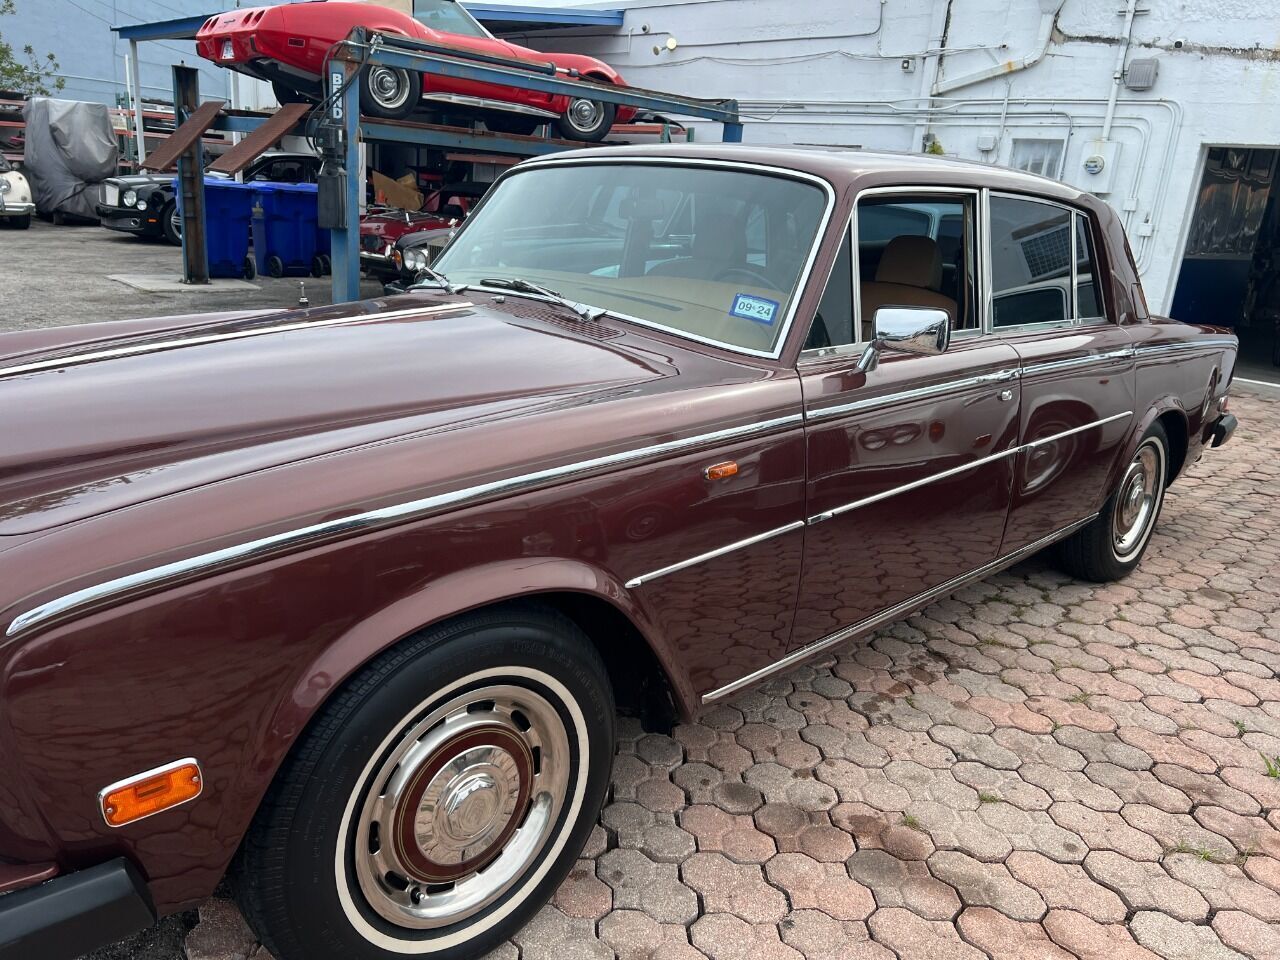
[261, 556, 688, 759]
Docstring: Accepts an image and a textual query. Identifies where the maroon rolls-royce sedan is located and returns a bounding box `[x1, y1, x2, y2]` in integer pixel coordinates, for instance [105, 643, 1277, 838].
[0, 145, 1238, 960]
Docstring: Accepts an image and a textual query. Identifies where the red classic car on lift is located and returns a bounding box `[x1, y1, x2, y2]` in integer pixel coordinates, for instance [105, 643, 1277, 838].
[0, 145, 1240, 960]
[195, 0, 636, 141]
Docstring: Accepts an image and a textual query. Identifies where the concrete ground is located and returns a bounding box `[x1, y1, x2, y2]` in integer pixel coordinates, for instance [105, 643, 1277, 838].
[4, 219, 1278, 960]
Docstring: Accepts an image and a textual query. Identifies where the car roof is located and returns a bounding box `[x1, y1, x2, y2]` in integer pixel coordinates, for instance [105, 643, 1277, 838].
[523, 143, 1092, 208]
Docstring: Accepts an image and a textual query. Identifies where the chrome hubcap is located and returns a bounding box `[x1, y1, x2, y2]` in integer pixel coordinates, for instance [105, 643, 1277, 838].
[567, 97, 603, 131]
[369, 67, 411, 109]
[1112, 440, 1164, 558]
[352, 684, 569, 929]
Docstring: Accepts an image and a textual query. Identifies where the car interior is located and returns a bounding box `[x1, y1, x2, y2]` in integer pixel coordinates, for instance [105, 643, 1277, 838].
[806, 195, 978, 350]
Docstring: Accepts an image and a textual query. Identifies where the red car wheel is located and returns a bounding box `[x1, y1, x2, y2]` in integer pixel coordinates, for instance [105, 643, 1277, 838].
[360, 65, 422, 120]
[555, 97, 615, 142]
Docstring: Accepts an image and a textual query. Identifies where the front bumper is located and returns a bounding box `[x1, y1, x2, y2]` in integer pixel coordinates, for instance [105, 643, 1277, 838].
[0, 201, 34, 217]
[97, 205, 162, 236]
[1210, 412, 1238, 447]
[0, 859, 156, 960]
[360, 250, 403, 280]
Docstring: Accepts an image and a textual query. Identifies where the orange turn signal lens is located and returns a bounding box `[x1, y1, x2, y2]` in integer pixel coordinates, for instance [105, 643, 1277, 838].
[704, 460, 739, 481]
[99, 758, 203, 828]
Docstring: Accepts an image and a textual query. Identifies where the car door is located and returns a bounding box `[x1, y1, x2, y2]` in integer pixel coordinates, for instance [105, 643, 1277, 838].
[987, 195, 1136, 554]
[791, 188, 1022, 652]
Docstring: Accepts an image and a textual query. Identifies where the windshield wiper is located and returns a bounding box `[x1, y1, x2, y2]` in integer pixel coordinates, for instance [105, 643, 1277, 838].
[406, 264, 466, 295]
[480, 277, 606, 321]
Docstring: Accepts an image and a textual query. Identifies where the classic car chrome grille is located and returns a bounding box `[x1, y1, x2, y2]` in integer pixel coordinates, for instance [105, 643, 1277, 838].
[103, 183, 120, 206]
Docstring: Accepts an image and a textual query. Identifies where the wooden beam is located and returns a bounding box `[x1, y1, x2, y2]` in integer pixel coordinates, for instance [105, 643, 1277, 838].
[140, 100, 224, 172]
[207, 103, 311, 174]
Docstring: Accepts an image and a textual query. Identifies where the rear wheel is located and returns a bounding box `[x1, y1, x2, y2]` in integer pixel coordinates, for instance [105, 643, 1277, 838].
[555, 97, 615, 142]
[360, 65, 421, 120]
[1057, 421, 1169, 582]
[266, 254, 285, 278]
[234, 604, 615, 960]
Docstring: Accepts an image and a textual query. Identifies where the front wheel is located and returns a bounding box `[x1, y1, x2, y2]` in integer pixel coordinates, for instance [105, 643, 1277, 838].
[160, 200, 181, 246]
[1057, 421, 1169, 581]
[359, 65, 422, 120]
[555, 97, 615, 142]
[234, 604, 615, 960]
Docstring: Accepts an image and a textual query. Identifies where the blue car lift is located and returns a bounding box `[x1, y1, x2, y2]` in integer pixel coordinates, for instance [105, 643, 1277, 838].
[174, 27, 741, 303]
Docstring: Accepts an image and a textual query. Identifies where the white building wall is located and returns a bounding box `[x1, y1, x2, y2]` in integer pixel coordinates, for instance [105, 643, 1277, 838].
[523, 0, 1280, 314]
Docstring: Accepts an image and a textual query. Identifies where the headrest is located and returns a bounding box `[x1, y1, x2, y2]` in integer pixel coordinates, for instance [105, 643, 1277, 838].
[693, 207, 746, 262]
[876, 235, 944, 290]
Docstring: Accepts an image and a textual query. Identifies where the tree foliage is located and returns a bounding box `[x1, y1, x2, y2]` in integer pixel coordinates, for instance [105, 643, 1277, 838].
[0, 0, 65, 97]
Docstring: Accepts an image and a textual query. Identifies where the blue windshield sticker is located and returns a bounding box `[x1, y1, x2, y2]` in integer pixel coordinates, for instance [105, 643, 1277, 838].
[730, 293, 781, 326]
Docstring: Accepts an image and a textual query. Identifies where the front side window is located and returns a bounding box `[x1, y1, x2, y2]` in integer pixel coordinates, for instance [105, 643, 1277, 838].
[434, 162, 831, 356]
[856, 194, 978, 341]
[413, 0, 490, 38]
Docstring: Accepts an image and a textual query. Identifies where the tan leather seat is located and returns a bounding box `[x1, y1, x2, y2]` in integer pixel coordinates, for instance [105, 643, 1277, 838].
[860, 235, 958, 339]
[647, 208, 747, 281]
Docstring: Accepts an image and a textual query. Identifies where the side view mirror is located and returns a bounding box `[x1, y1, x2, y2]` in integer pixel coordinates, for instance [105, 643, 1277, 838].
[857, 306, 951, 373]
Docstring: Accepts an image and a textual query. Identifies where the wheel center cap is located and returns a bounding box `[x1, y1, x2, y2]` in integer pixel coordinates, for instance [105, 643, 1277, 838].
[411, 744, 523, 870]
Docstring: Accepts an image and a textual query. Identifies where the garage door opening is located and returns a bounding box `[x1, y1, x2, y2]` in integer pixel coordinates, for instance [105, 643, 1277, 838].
[1170, 146, 1280, 384]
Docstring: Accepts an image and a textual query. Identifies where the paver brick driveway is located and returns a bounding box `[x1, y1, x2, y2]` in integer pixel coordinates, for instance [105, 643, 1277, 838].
[182, 390, 1280, 960]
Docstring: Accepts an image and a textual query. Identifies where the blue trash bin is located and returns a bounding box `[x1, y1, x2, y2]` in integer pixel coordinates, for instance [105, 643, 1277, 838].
[251, 182, 323, 278]
[174, 179, 255, 279]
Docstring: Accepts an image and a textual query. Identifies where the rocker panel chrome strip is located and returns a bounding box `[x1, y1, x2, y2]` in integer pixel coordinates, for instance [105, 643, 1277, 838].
[5, 414, 804, 639]
[701, 512, 1099, 703]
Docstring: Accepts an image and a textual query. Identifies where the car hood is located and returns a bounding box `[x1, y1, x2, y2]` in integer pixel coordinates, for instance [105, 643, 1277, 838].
[104, 174, 173, 189]
[0, 295, 672, 535]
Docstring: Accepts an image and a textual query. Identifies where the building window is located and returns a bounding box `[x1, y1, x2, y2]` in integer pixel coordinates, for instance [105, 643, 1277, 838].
[1010, 139, 1065, 179]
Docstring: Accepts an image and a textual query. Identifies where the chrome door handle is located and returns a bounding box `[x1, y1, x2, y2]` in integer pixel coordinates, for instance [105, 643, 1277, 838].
[998, 389, 1014, 402]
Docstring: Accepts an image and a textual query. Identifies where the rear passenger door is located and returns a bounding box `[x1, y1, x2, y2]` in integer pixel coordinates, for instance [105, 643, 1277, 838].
[989, 194, 1136, 554]
[792, 188, 1022, 652]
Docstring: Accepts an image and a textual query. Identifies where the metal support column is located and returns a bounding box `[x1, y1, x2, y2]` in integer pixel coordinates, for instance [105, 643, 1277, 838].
[172, 65, 208, 284]
[325, 60, 362, 303]
[129, 40, 146, 164]
[722, 122, 744, 143]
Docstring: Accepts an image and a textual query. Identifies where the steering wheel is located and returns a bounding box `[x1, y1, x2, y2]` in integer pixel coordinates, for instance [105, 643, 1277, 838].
[715, 266, 782, 291]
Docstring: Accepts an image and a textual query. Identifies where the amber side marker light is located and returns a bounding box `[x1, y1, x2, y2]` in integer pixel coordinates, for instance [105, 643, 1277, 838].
[704, 461, 739, 481]
[99, 758, 203, 828]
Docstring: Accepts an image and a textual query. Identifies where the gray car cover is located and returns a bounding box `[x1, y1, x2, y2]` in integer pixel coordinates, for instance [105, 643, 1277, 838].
[22, 97, 119, 220]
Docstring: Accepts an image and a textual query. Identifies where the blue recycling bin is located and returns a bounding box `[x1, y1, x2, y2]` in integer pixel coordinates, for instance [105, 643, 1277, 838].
[251, 182, 328, 278]
[174, 179, 255, 279]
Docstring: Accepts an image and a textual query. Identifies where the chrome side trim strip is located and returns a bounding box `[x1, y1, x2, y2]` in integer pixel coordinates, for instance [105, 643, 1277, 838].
[624, 520, 805, 589]
[807, 368, 1021, 421]
[807, 445, 1021, 523]
[5, 413, 804, 639]
[626, 410, 1133, 588]
[1024, 410, 1132, 448]
[0, 303, 474, 380]
[807, 410, 1131, 524]
[1134, 338, 1238, 357]
[701, 512, 1099, 703]
[1021, 348, 1133, 376]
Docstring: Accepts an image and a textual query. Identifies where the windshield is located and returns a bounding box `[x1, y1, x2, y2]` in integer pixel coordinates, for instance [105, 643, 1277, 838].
[412, 0, 490, 38]
[434, 162, 831, 356]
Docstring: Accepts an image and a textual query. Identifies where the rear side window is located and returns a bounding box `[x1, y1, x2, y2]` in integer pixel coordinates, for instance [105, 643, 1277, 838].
[991, 195, 1109, 329]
